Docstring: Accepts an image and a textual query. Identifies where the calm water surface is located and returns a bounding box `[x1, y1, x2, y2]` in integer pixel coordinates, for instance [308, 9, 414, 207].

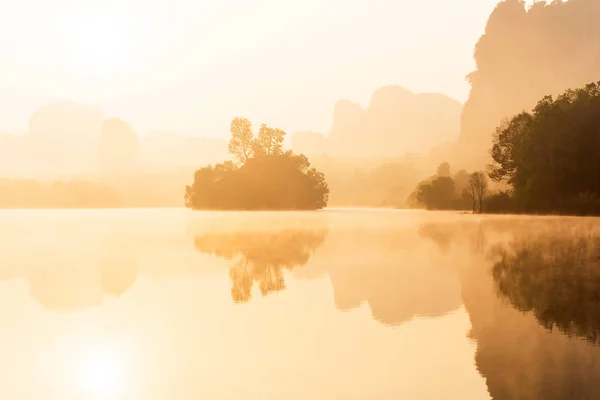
[1, 208, 599, 399]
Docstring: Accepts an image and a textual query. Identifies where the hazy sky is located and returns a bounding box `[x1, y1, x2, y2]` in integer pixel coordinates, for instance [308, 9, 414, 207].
[0, 0, 535, 138]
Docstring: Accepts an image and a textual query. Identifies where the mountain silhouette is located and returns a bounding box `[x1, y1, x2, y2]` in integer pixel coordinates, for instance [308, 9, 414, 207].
[456, 0, 600, 168]
[313, 85, 461, 158]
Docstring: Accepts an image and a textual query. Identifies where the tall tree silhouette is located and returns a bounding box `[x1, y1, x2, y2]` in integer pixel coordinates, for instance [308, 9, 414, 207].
[253, 124, 284, 156]
[228, 117, 254, 164]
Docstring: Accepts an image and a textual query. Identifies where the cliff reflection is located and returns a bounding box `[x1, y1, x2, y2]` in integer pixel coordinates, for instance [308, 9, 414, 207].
[194, 229, 326, 303]
[421, 219, 600, 400]
[1, 239, 138, 311]
[323, 228, 462, 326]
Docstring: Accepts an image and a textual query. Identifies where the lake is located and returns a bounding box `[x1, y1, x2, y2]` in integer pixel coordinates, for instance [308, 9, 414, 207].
[1, 208, 599, 400]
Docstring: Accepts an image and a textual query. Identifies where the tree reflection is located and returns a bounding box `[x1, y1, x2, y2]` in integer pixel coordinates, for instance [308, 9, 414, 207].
[420, 220, 600, 400]
[194, 229, 326, 303]
[491, 230, 600, 344]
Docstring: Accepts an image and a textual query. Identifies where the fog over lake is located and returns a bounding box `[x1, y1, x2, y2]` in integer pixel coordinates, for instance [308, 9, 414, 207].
[1, 208, 599, 399]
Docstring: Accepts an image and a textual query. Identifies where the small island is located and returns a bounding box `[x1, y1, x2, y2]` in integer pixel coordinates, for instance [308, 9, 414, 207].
[185, 117, 329, 210]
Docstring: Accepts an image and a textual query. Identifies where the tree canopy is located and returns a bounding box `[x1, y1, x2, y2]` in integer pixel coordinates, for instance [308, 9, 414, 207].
[416, 176, 456, 211]
[489, 81, 600, 214]
[185, 118, 329, 210]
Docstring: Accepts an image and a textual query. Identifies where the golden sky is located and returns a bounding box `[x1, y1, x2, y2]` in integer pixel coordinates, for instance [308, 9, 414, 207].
[0, 0, 539, 138]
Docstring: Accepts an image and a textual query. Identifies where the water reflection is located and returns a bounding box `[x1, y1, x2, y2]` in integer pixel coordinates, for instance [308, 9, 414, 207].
[491, 228, 600, 344]
[422, 218, 600, 400]
[191, 217, 463, 325]
[3, 209, 600, 399]
[194, 229, 327, 302]
[0, 237, 138, 311]
[322, 228, 462, 326]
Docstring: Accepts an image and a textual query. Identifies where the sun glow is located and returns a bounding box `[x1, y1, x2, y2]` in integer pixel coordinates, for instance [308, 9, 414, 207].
[60, 15, 136, 78]
[77, 344, 125, 399]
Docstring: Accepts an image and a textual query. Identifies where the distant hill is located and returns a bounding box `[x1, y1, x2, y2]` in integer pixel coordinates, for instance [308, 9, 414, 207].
[140, 131, 228, 168]
[291, 131, 325, 157]
[0, 103, 229, 179]
[292, 85, 462, 158]
[28, 101, 104, 142]
[24, 101, 105, 174]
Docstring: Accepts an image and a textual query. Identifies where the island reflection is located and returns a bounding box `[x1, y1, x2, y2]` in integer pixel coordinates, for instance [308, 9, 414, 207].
[192, 215, 463, 327]
[194, 229, 327, 303]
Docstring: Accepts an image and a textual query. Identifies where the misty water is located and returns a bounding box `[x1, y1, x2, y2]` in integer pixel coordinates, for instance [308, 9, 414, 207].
[1, 208, 600, 399]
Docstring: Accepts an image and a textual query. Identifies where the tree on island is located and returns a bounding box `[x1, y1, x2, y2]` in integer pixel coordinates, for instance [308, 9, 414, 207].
[228, 117, 254, 163]
[185, 118, 329, 210]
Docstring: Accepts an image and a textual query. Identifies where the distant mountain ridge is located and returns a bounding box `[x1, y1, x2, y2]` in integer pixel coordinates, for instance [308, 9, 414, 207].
[292, 85, 462, 158]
